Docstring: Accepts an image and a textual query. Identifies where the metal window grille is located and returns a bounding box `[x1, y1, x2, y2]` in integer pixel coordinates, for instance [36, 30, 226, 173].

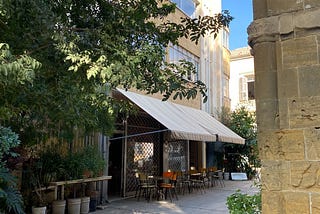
[165, 140, 188, 172]
[123, 113, 161, 196]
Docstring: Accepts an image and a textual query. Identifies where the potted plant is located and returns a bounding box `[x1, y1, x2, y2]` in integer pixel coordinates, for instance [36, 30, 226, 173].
[31, 146, 67, 214]
[88, 190, 99, 212]
[62, 151, 83, 214]
[81, 146, 105, 212]
[29, 158, 49, 214]
[81, 146, 105, 178]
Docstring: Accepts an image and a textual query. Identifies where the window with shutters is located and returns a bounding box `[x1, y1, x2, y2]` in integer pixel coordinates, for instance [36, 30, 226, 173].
[239, 74, 255, 101]
[239, 77, 248, 101]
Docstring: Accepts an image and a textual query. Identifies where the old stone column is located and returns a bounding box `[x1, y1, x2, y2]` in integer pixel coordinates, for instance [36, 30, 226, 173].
[248, 0, 320, 213]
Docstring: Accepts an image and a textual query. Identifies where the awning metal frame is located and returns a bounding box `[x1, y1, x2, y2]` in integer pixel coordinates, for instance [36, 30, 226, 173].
[116, 89, 245, 145]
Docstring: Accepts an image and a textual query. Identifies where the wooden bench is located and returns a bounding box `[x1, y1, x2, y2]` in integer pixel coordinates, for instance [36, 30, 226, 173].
[49, 175, 112, 200]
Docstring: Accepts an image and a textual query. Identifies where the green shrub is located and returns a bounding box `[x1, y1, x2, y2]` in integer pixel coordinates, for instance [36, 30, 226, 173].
[81, 145, 105, 177]
[0, 126, 24, 214]
[0, 126, 20, 168]
[226, 190, 261, 214]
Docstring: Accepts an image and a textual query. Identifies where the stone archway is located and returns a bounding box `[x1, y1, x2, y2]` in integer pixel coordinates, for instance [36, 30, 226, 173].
[248, 1, 320, 213]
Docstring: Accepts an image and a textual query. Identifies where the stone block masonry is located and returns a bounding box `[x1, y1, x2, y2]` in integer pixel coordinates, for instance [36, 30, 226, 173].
[248, 1, 320, 213]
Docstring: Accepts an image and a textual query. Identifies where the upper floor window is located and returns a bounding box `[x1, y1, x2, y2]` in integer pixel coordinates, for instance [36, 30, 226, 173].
[223, 74, 229, 98]
[168, 45, 199, 81]
[171, 0, 196, 17]
[239, 74, 255, 101]
[222, 28, 229, 49]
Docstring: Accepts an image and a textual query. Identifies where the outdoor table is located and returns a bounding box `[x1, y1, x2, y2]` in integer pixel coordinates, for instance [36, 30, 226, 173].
[49, 175, 112, 200]
[190, 173, 201, 179]
[147, 175, 170, 200]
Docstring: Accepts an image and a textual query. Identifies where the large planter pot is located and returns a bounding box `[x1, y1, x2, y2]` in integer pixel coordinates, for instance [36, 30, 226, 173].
[32, 206, 46, 214]
[224, 172, 230, 180]
[52, 200, 66, 214]
[88, 191, 99, 212]
[80, 197, 90, 214]
[89, 197, 97, 212]
[218, 171, 223, 180]
[67, 198, 81, 214]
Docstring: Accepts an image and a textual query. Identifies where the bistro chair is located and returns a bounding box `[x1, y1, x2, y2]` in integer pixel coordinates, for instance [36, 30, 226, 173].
[176, 171, 192, 195]
[159, 171, 178, 202]
[200, 168, 211, 188]
[208, 167, 225, 188]
[189, 169, 206, 194]
[135, 173, 157, 202]
[212, 171, 225, 188]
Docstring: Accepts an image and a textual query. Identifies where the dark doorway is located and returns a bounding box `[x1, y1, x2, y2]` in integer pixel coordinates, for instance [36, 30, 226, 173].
[108, 134, 123, 196]
[189, 141, 201, 170]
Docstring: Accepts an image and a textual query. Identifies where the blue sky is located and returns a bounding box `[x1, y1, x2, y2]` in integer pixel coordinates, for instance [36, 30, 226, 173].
[222, 0, 253, 50]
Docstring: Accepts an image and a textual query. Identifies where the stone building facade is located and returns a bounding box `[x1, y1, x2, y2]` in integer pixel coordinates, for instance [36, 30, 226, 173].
[248, 0, 320, 213]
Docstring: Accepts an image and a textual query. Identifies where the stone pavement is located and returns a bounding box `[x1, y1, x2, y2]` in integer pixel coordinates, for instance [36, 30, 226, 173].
[93, 180, 259, 214]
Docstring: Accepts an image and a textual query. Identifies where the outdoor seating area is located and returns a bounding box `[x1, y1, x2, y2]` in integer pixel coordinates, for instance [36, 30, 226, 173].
[97, 179, 259, 214]
[134, 168, 226, 203]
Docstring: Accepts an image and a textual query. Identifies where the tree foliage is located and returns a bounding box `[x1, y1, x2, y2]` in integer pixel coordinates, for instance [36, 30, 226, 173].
[229, 107, 257, 140]
[218, 107, 259, 178]
[0, 0, 232, 146]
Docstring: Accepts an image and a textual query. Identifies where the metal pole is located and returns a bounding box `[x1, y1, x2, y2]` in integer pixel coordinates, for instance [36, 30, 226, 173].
[186, 140, 190, 171]
[101, 134, 109, 203]
[122, 118, 128, 197]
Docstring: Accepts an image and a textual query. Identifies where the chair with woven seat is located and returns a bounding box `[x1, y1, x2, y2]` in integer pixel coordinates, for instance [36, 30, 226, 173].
[159, 171, 178, 202]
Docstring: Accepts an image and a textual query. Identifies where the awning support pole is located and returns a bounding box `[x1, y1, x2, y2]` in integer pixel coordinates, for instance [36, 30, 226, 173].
[109, 129, 169, 141]
[122, 118, 128, 197]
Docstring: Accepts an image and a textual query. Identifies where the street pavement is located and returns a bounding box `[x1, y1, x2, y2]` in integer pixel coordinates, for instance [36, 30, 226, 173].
[93, 180, 259, 214]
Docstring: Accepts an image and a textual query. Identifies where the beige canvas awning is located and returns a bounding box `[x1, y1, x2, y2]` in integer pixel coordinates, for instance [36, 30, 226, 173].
[117, 89, 244, 144]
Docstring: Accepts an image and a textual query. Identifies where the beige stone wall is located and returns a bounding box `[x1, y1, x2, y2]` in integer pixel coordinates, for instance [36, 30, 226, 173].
[130, 88, 201, 110]
[249, 1, 320, 213]
[156, 0, 200, 57]
[127, 1, 202, 110]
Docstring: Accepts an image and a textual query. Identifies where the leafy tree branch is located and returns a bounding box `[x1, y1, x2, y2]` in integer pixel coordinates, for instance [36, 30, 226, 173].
[0, 0, 232, 145]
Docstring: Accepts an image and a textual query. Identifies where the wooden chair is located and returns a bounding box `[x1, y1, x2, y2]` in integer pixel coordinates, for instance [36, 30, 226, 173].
[159, 172, 178, 202]
[135, 173, 157, 202]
